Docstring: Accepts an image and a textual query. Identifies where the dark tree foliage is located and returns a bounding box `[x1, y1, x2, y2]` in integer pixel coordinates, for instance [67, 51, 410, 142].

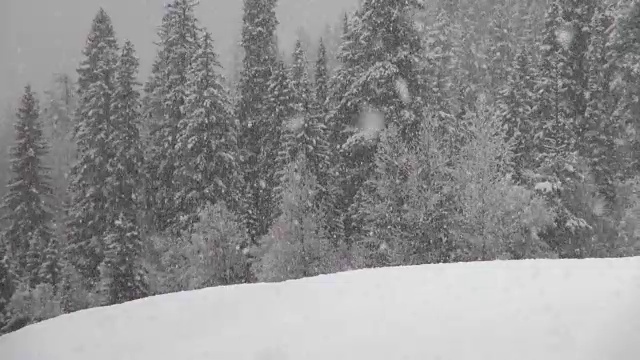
[236, 0, 280, 245]
[1, 85, 56, 288]
[99, 41, 149, 305]
[66, 9, 119, 288]
[144, 0, 201, 234]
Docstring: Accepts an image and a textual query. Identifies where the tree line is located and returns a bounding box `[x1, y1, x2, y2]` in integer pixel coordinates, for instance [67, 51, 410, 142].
[1, 0, 640, 334]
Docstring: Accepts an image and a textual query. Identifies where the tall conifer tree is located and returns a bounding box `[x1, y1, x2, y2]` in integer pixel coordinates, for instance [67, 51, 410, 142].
[99, 41, 149, 305]
[144, 0, 200, 233]
[237, 0, 280, 244]
[314, 39, 330, 110]
[66, 8, 119, 288]
[176, 30, 242, 227]
[330, 0, 426, 241]
[1, 86, 55, 287]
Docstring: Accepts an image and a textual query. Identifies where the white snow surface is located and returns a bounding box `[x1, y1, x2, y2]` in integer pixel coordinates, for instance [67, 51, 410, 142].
[2, 257, 640, 360]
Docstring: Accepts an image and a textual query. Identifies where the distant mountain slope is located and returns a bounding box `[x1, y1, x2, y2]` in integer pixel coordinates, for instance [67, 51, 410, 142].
[2, 257, 640, 360]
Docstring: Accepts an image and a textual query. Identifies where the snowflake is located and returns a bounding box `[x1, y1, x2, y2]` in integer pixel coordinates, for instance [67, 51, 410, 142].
[379, 242, 389, 251]
[358, 108, 385, 139]
[534, 181, 554, 193]
[395, 78, 410, 104]
[287, 116, 305, 131]
[555, 23, 574, 51]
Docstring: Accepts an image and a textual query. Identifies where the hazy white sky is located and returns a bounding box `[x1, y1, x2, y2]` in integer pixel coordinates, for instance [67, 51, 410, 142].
[0, 0, 356, 108]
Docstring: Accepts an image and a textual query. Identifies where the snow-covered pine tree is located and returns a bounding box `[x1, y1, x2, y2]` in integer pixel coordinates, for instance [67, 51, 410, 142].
[0, 245, 16, 334]
[320, 12, 356, 247]
[237, 0, 280, 245]
[314, 38, 330, 110]
[99, 41, 148, 306]
[291, 39, 313, 114]
[350, 118, 456, 267]
[420, 8, 467, 160]
[312, 36, 342, 244]
[144, 0, 200, 233]
[42, 74, 77, 231]
[498, 45, 538, 184]
[583, 2, 618, 205]
[66, 8, 119, 289]
[175, 30, 242, 229]
[610, 0, 640, 180]
[38, 235, 60, 291]
[180, 202, 250, 289]
[286, 40, 331, 192]
[562, 0, 600, 148]
[486, 1, 516, 94]
[1, 85, 55, 288]
[329, 0, 426, 242]
[268, 59, 296, 216]
[256, 154, 340, 282]
[533, 0, 576, 165]
[449, 97, 555, 261]
[326, 11, 355, 153]
[531, 0, 610, 259]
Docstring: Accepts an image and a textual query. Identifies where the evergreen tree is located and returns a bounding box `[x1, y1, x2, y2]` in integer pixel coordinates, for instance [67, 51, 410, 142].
[144, 0, 200, 233]
[449, 98, 555, 261]
[421, 9, 467, 160]
[583, 2, 618, 204]
[0, 246, 16, 333]
[66, 8, 119, 288]
[181, 203, 250, 289]
[563, 0, 598, 139]
[267, 59, 296, 220]
[498, 45, 538, 184]
[351, 120, 454, 267]
[534, 0, 575, 165]
[330, 0, 426, 242]
[98, 41, 148, 305]
[284, 40, 331, 190]
[314, 38, 330, 110]
[37, 237, 60, 291]
[175, 30, 242, 228]
[291, 39, 313, 114]
[486, 3, 516, 93]
[531, 0, 610, 259]
[41, 75, 76, 287]
[237, 0, 280, 245]
[1, 85, 55, 287]
[321, 12, 355, 247]
[326, 11, 354, 152]
[610, 0, 640, 179]
[42, 74, 77, 231]
[256, 155, 340, 282]
[312, 37, 341, 243]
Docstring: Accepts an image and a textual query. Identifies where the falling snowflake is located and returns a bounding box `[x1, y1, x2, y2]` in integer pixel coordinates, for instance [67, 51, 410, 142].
[555, 23, 574, 51]
[534, 181, 554, 193]
[395, 78, 410, 104]
[287, 116, 305, 131]
[358, 108, 385, 140]
[259, 179, 266, 189]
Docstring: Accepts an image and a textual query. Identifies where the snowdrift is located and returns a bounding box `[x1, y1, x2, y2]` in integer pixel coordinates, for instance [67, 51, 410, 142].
[1, 258, 640, 360]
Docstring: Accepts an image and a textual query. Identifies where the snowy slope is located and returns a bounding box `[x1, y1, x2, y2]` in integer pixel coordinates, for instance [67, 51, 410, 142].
[1, 258, 640, 360]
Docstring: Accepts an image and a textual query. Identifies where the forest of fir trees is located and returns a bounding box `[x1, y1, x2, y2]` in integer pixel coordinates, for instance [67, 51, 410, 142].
[1, 0, 640, 334]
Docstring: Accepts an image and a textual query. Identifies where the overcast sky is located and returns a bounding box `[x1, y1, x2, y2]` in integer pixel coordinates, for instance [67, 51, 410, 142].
[0, 0, 357, 109]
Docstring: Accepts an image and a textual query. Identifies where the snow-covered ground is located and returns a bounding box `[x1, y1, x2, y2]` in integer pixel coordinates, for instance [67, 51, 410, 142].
[1, 257, 640, 360]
